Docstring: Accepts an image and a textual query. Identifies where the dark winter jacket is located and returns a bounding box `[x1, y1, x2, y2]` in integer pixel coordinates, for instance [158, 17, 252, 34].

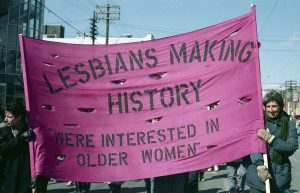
[153, 172, 189, 193]
[0, 126, 32, 193]
[246, 119, 298, 192]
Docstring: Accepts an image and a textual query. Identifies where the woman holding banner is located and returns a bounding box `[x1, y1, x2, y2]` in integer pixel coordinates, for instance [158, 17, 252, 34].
[0, 102, 35, 193]
[246, 90, 298, 193]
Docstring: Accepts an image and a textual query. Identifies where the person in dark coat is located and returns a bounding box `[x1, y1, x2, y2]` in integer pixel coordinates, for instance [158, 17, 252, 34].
[75, 182, 91, 193]
[246, 90, 298, 193]
[0, 102, 35, 193]
[186, 171, 199, 193]
[107, 181, 124, 193]
[148, 171, 198, 193]
[226, 158, 247, 193]
[31, 175, 50, 193]
[152, 172, 189, 193]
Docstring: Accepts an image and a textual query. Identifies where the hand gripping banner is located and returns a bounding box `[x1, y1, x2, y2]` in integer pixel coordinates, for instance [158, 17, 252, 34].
[19, 6, 265, 182]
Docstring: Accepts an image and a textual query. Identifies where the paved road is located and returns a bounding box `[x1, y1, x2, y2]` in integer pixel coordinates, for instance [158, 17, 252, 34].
[47, 138, 300, 193]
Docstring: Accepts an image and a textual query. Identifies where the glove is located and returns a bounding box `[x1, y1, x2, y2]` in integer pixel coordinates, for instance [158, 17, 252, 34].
[19, 130, 35, 141]
[257, 165, 272, 182]
[257, 129, 275, 144]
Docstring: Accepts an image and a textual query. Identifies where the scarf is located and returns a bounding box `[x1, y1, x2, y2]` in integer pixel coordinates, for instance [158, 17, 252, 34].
[264, 111, 289, 164]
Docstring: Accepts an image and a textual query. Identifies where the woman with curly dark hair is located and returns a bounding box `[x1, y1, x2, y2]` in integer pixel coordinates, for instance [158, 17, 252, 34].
[246, 90, 298, 193]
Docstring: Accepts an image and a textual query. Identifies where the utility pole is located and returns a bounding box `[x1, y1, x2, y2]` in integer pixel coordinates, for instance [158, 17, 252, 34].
[285, 80, 297, 114]
[90, 11, 98, 45]
[96, 4, 120, 45]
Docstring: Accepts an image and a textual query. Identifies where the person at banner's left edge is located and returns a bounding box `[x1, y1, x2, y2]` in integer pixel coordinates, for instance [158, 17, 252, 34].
[0, 102, 35, 193]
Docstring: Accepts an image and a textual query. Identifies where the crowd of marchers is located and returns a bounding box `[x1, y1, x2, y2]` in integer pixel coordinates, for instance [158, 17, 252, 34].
[0, 90, 298, 193]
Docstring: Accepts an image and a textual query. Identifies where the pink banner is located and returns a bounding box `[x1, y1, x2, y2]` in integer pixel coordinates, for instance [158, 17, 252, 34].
[19, 7, 266, 182]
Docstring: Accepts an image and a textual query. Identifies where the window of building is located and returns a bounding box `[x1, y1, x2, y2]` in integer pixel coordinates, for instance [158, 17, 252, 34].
[18, 22, 27, 35]
[30, 0, 37, 6]
[0, 7, 9, 24]
[0, 25, 8, 45]
[5, 96, 14, 105]
[6, 84, 14, 96]
[29, 17, 34, 29]
[14, 85, 24, 102]
[9, 0, 19, 10]
[5, 49, 17, 73]
[0, 44, 6, 73]
[8, 24, 18, 49]
[20, 2, 29, 15]
[8, 6, 19, 24]
[28, 28, 33, 37]
[16, 50, 21, 73]
[0, 84, 6, 107]
[1, 0, 45, 106]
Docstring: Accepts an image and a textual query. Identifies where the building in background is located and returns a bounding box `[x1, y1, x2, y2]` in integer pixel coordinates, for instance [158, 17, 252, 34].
[0, 0, 45, 107]
[44, 24, 64, 38]
[43, 33, 154, 44]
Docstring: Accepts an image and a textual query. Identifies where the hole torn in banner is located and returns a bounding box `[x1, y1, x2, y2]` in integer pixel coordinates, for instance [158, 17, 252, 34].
[78, 108, 96, 113]
[207, 145, 218, 149]
[56, 155, 66, 161]
[64, 123, 79, 129]
[41, 105, 55, 111]
[42, 62, 55, 67]
[148, 72, 167, 80]
[229, 29, 240, 37]
[110, 79, 126, 85]
[51, 53, 59, 58]
[238, 96, 252, 105]
[206, 101, 220, 111]
[146, 116, 163, 124]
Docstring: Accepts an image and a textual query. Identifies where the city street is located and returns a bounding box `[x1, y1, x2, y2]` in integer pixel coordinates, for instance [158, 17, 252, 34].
[47, 137, 300, 193]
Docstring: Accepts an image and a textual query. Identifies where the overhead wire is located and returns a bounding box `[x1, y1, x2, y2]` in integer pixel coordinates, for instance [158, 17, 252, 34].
[78, 0, 95, 10]
[45, 19, 90, 24]
[276, 54, 300, 73]
[86, 1, 185, 37]
[115, 22, 186, 35]
[42, 0, 300, 53]
[66, 0, 87, 11]
[258, 0, 279, 35]
[106, 0, 130, 37]
[260, 49, 300, 53]
[91, 0, 122, 38]
[261, 39, 300, 42]
[79, 1, 108, 37]
[44, 0, 106, 42]
[38, 1, 85, 36]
